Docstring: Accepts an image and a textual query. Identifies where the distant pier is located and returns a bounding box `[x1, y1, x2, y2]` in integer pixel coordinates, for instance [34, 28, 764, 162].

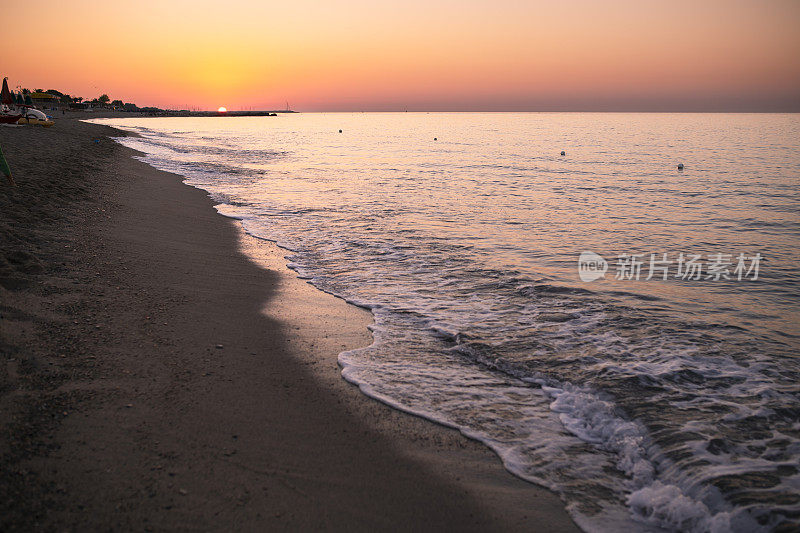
[148, 110, 295, 117]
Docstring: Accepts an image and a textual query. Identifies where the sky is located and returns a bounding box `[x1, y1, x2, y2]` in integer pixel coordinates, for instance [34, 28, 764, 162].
[4, 0, 799, 111]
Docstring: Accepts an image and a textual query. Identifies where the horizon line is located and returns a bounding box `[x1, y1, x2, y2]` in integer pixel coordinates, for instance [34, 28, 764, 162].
[186, 109, 800, 114]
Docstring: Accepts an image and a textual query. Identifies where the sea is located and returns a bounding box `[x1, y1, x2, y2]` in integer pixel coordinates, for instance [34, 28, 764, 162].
[92, 113, 799, 532]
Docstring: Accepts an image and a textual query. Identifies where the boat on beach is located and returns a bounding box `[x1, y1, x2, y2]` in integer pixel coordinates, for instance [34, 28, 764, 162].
[17, 107, 54, 127]
[16, 116, 54, 127]
[1, 76, 54, 126]
[0, 112, 23, 124]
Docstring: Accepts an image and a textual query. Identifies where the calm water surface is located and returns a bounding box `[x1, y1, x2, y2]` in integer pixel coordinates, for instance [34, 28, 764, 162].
[94, 113, 800, 532]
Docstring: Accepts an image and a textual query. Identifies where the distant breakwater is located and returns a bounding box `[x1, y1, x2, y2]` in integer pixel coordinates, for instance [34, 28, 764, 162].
[147, 110, 294, 117]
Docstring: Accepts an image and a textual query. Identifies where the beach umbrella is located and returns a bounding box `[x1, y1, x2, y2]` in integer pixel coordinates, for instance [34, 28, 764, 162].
[24, 93, 32, 106]
[0, 145, 15, 186]
[14, 92, 22, 105]
[1, 78, 13, 106]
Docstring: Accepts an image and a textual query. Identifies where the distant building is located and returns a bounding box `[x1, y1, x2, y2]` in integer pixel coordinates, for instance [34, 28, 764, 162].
[29, 91, 63, 110]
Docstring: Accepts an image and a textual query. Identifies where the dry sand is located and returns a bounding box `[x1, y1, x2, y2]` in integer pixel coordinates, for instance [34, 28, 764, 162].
[0, 116, 579, 531]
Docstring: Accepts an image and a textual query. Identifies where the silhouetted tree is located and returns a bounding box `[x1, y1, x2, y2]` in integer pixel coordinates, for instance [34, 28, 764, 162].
[98, 94, 110, 104]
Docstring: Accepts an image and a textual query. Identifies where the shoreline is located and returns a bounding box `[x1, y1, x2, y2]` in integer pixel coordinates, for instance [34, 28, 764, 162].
[0, 117, 578, 530]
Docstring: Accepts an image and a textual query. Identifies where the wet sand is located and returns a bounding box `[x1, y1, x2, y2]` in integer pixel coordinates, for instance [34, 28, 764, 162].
[0, 116, 579, 531]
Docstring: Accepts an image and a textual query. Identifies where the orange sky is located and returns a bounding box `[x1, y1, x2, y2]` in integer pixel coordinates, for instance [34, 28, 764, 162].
[5, 0, 799, 111]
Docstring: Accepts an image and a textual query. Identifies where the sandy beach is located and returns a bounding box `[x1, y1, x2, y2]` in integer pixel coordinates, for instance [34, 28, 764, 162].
[0, 116, 578, 531]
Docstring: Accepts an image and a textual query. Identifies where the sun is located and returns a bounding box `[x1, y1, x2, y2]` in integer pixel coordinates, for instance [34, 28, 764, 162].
[217, 106, 227, 113]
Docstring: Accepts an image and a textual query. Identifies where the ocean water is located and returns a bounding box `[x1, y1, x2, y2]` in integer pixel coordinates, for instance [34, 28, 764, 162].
[93, 113, 799, 532]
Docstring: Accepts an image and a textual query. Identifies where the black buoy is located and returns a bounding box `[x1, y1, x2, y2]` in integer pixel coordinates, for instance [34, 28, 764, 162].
[338, 129, 342, 133]
[677, 163, 684, 170]
[434, 137, 437, 141]
[561, 151, 565, 156]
